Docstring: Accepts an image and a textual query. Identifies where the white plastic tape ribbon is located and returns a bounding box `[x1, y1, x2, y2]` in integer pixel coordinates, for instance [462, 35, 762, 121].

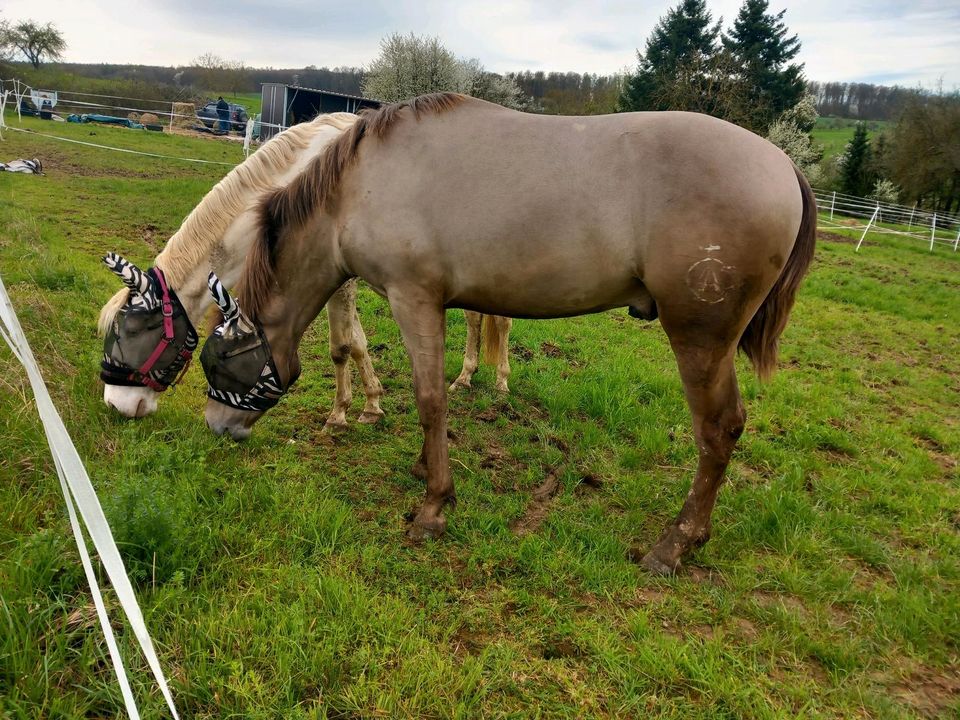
[0, 272, 180, 720]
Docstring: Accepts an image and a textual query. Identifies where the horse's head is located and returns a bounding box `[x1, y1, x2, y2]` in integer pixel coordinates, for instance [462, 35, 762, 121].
[99, 253, 198, 418]
[201, 273, 301, 441]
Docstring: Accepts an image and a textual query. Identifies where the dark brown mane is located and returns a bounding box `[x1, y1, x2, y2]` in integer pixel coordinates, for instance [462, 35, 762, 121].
[238, 92, 467, 319]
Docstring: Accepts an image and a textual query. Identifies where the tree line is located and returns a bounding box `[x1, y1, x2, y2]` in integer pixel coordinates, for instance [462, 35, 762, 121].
[3, 8, 957, 212]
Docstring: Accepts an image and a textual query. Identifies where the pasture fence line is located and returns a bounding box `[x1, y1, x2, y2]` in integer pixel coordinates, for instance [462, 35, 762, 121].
[813, 187, 960, 253]
[0, 77, 290, 133]
[0, 272, 180, 719]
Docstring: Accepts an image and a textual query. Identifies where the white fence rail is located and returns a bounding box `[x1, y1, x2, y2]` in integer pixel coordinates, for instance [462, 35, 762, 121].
[813, 188, 960, 252]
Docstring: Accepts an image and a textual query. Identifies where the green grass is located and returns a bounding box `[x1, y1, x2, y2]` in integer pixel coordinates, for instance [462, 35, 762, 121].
[1, 115, 958, 719]
[812, 118, 889, 163]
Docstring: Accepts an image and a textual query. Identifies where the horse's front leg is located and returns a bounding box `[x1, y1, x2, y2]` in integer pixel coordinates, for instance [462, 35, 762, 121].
[388, 290, 454, 540]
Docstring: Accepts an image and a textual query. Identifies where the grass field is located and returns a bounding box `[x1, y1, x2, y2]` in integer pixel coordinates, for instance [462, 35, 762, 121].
[812, 118, 889, 163]
[0, 115, 958, 719]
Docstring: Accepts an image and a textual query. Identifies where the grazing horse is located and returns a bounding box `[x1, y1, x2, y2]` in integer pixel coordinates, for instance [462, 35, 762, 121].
[201, 93, 816, 574]
[96, 113, 385, 428]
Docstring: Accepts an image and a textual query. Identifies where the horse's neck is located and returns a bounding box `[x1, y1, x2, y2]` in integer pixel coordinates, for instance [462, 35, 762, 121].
[157, 128, 339, 325]
[162, 211, 260, 325]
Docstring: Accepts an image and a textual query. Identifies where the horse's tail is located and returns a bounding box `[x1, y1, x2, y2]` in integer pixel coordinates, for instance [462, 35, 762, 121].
[482, 314, 502, 365]
[738, 164, 817, 380]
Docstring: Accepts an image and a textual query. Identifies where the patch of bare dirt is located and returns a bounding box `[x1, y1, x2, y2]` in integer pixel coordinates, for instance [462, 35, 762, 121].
[450, 625, 488, 657]
[510, 343, 534, 361]
[818, 229, 872, 246]
[750, 590, 808, 618]
[633, 587, 667, 605]
[541, 637, 583, 660]
[509, 472, 561, 536]
[728, 616, 759, 642]
[889, 667, 960, 719]
[541, 341, 564, 358]
[136, 223, 165, 252]
[917, 437, 958, 475]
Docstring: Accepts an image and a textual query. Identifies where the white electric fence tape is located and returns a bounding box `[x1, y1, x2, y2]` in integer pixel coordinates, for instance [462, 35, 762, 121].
[0, 273, 180, 720]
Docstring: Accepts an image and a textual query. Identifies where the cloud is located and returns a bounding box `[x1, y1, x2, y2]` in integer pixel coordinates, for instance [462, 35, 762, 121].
[1, 0, 956, 87]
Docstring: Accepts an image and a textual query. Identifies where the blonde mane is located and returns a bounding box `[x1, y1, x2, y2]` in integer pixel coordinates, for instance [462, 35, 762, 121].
[97, 112, 360, 335]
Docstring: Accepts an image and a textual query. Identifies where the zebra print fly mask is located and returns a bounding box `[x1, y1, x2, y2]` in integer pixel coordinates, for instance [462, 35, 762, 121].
[101, 254, 198, 392]
[200, 273, 286, 413]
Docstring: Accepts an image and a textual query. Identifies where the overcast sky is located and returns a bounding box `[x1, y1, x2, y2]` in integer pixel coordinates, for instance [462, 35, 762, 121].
[3, 0, 958, 88]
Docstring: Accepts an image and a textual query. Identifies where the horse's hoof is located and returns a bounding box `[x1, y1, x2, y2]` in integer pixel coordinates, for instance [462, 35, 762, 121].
[495, 382, 510, 394]
[629, 546, 678, 576]
[448, 380, 470, 392]
[406, 515, 447, 542]
[323, 419, 349, 434]
[357, 410, 384, 425]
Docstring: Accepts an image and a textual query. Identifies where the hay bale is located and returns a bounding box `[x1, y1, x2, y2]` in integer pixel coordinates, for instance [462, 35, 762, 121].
[127, 112, 140, 122]
[140, 112, 159, 126]
[169, 102, 197, 134]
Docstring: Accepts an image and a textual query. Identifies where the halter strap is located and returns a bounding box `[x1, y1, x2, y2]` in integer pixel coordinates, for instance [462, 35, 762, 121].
[135, 268, 176, 381]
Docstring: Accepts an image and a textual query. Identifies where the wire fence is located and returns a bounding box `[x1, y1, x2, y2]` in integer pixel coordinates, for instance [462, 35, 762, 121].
[814, 188, 960, 252]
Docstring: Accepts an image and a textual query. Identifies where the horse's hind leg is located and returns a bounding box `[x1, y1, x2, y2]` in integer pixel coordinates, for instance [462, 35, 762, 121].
[350, 300, 385, 424]
[389, 290, 454, 540]
[635, 341, 745, 575]
[492, 316, 512, 393]
[450, 311, 483, 391]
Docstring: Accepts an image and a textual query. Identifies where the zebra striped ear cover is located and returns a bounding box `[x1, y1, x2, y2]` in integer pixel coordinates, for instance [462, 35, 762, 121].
[207, 272, 256, 337]
[103, 253, 153, 296]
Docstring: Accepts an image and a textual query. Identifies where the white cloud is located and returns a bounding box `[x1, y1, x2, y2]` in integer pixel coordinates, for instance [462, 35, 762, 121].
[2, 0, 957, 88]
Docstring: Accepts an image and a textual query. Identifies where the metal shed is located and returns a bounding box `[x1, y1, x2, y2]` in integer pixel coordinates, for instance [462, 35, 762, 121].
[259, 83, 381, 140]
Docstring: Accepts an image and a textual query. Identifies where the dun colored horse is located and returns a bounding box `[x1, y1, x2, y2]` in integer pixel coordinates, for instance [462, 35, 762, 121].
[201, 93, 816, 574]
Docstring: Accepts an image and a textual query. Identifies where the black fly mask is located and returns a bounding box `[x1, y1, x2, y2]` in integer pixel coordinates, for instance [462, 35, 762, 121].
[200, 273, 287, 412]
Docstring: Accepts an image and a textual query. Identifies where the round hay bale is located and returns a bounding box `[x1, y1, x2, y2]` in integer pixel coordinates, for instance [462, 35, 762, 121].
[169, 102, 197, 134]
[140, 112, 159, 126]
[127, 112, 140, 122]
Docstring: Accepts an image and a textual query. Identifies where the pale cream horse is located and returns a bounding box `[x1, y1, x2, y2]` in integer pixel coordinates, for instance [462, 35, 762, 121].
[98, 113, 385, 428]
[203, 94, 816, 574]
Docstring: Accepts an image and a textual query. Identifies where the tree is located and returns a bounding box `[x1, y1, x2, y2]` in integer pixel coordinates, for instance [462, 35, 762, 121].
[885, 94, 960, 212]
[618, 0, 720, 113]
[766, 95, 823, 183]
[190, 53, 249, 95]
[840, 123, 874, 197]
[723, 0, 804, 129]
[0, 20, 65, 69]
[362, 33, 526, 109]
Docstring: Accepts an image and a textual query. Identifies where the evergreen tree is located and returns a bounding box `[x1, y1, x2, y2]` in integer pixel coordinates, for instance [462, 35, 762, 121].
[723, 0, 805, 129]
[618, 0, 720, 112]
[840, 123, 873, 197]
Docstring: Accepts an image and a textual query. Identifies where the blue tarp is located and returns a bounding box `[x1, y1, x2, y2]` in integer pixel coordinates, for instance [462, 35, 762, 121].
[66, 113, 143, 129]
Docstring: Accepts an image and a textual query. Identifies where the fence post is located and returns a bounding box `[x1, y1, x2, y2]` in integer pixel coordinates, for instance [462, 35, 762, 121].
[930, 213, 937, 251]
[876, 201, 882, 225]
[830, 191, 836, 221]
[856, 205, 880, 252]
[954, 225, 959, 252]
[907, 204, 915, 230]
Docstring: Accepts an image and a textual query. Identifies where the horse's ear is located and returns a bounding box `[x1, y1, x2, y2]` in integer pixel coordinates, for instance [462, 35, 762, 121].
[103, 253, 151, 295]
[207, 272, 240, 322]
